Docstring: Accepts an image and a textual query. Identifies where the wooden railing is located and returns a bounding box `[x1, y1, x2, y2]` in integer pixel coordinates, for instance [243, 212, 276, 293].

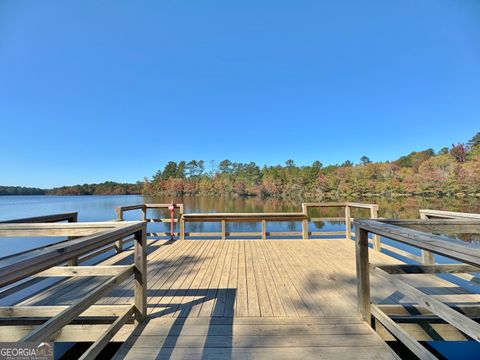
[370, 209, 480, 268]
[0, 212, 78, 224]
[0, 221, 147, 359]
[116, 202, 380, 241]
[354, 218, 480, 359]
[304, 202, 379, 244]
[116, 203, 184, 244]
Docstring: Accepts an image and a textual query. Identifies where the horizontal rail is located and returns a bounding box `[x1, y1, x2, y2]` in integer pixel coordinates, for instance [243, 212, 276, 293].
[183, 212, 306, 222]
[371, 263, 480, 275]
[0, 222, 145, 287]
[0, 212, 78, 224]
[420, 209, 480, 220]
[116, 202, 380, 241]
[21, 265, 134, 342]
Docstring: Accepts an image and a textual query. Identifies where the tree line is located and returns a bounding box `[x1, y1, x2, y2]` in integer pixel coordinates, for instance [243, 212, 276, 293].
[143, 132, 480, 199]
[2, 132, 479, 198]
[0, 182, 142, 196]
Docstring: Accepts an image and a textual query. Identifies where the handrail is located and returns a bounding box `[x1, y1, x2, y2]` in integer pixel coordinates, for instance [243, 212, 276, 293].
[1, 212, 79, 266]
[0, 212, 78, 224]
[116, 202, 380, 241]
[0, 220, 147, 359]
[354, 218, 480, 359]
[115, 203, 184, 245]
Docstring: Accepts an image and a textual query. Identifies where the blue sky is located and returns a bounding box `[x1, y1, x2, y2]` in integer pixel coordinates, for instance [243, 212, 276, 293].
[1, 1, 479, 188]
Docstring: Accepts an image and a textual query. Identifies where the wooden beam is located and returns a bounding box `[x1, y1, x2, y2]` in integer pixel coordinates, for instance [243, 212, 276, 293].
[0, 222, 144, 288]
[355, 226, 370, 323]
[371, 304, 438, 360]
[353, 219, 480, 267]
[183, 212, 306, 222]
[370, 206, 381, 251]
[372, 267, 480, 342]
[0, 305, 132, 318]
[0, 212, 78, 224]
[134, 229, 147, 325]
[371, 263, 480, 275]
[420, 209, 480, 220]
[78, 305, 134, 360]
[20, 265, 133, 342]
[36, 265, 134, 277]
[345, 205, 351, 241]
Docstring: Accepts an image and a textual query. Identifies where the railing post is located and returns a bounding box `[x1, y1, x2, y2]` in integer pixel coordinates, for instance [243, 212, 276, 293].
[180, 217, 185, 240]
[178, 204, 184, 240]
[115, 207, 124, 253]
[221, 220, 226, 240]
[262, 220, 267, 240]
[356, 225, 371, 324]
[370, 206, 381, 251]
[302, 203, 308, 240]
[141, 205, 147, 221]
[420, 212, 435, 264]
[67, 213, 78, 266]
[345, 205, 351, 240]
[134, 226, 147, 325]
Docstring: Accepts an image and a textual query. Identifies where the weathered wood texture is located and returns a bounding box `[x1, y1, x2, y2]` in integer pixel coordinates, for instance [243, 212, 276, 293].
[11, 238, 480, 359]
[354, 218, 480, 358]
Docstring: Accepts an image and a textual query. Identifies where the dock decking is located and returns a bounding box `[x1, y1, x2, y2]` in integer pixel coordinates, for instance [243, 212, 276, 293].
[15, 238, 480, 359]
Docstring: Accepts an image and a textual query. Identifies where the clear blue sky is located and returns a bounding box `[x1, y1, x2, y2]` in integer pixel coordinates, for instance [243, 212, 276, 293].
[1, 1, 479, 188]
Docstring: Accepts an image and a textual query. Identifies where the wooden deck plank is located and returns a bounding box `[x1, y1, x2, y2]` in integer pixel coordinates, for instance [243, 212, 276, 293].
[198, 240, 229, 316]
[256, 241, 299, 316]
[150, 240, 209, 316]
[249, 240, 274, 317]
[235, 241, 248, 316]
[244, 241, 261, 317]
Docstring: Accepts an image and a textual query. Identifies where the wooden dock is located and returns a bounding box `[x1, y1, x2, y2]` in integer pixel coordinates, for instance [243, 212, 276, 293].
[1, 204, 480, 359]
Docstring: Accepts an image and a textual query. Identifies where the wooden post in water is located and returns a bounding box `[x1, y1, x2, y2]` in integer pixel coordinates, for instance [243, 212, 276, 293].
[370, 206, 381, 251]
[115, 207, 124, 253]
[356, 226, 371, 324]
[420, 212, 435, 264]
[134, 227, 147, 325]
[345, 205, 351, 240]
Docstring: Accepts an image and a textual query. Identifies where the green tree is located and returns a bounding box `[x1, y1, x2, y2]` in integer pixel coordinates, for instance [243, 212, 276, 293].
[360, 156, 371, 165]
[162, 161, 178, 179]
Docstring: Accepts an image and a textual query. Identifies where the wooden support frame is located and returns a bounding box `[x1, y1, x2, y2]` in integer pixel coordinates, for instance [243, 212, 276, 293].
[371, 263, 480, 275]
[372, 267, 480, 342]
[0, 219, 147, 357]
[371, 304, 439, 360]
[78, 305, 135, 360]
[20, 265, 134, 342]
[115, 202, 380, 241]
[354, 218, 480, 357]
